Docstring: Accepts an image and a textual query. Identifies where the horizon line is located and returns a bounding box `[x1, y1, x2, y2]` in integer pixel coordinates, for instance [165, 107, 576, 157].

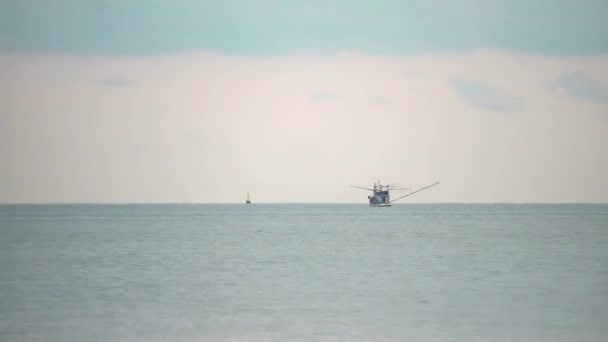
[1, 202, 607, 206]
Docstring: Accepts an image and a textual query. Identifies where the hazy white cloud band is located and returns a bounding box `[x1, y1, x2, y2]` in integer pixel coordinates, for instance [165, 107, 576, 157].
[1, 50, 607, 203]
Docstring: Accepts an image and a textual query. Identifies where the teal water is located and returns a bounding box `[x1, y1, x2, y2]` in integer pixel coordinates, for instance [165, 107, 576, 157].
[1, 204, 607, 341]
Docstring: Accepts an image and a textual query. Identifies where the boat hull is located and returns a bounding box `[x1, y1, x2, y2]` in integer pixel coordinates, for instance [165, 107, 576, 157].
[370, 203, 392, 207]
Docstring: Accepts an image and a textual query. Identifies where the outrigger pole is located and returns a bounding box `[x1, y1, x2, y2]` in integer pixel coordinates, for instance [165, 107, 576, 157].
[389, 182, 440, 203]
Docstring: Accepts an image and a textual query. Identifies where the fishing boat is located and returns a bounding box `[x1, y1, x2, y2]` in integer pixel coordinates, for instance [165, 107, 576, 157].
[350, 180, 439, 207]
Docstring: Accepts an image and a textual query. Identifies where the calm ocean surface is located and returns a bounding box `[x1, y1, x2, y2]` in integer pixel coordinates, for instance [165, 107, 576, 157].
[1, 203, 607, 341]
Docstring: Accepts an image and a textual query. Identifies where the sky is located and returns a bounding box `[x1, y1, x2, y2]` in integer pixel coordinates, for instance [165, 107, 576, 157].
[1, 0, 608, 203]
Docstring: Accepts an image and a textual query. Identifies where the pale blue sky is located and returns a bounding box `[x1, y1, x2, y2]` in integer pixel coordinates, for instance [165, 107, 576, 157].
[1, 0, 607, 55]
[450, 78, 524, 112]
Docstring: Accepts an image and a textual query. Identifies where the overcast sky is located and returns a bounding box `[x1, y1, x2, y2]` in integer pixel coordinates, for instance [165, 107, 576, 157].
[1, 0, 607, 203]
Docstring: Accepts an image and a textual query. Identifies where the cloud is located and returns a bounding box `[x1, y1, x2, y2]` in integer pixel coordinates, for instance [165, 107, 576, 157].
[450, 78, 524, 112]
[402, 71, 423, 79]
[551, 71, 608, 104]
[366, 96, 390, 105]
[96, 76, 133, 87]
[1, 50, 607, 203]
[311, 91, 341, 102]
[129, 143, 157, 153]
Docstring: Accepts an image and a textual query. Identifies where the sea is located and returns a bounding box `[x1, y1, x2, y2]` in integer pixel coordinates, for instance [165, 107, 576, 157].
[1, 203, 607, 342]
